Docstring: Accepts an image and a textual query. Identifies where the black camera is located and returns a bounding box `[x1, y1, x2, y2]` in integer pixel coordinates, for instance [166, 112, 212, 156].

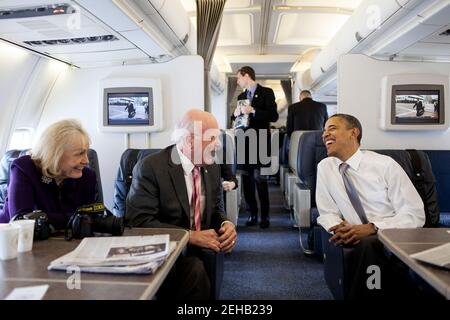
[12, 210, 52, 240]
[65, 203, 124, 240]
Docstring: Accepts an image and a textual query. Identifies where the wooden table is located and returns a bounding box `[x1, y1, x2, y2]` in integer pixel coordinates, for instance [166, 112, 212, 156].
[378, 228, 450, 299]
[0, 228, 189, 300]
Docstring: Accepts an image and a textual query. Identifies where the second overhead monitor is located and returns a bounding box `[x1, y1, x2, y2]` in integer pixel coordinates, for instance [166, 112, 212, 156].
[392, 84, 443, 125]
[380, 74, 449, 131]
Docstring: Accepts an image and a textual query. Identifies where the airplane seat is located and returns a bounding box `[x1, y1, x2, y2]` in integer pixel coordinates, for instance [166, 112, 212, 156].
[291, 131, 327, 258]
[113, 148, 161, 218]
[0, 148, 103, 211]
[322, 149, 440, 300]
[279, 133, 290, 194]
[86, 148, 104, 203]
[285, 131, 304, 211]
[0, 149, 30, 211]
[219, 131, 240, 226]
[423, 150, 450, 227]
[113, 148, 224, 300]
[260, 130, 280, 177]
[274, 128, 286, 185]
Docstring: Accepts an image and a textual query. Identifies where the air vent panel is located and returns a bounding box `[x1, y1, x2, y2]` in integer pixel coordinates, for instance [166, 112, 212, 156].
[23, 35, 119, 46]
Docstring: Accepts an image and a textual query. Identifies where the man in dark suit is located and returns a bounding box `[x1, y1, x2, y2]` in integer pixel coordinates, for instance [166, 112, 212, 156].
[231, 66, 278, 228]
[286, 90, 328, 137]
[126, 109, 237, 300]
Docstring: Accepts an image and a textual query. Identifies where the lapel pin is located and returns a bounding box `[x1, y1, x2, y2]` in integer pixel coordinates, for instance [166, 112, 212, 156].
[41, 176, 52, 184]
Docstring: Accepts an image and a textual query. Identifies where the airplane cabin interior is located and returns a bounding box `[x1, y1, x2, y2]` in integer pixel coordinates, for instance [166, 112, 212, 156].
[0, 0, 449, 303]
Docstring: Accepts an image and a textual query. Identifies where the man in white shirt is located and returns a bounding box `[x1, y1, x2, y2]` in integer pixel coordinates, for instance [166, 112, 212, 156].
[316, 113, 425, 298]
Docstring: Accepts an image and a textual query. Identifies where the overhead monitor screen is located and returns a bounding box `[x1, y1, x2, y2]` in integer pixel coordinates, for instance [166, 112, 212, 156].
[106, 91, 153, 126]
[393, 90, 440, 124]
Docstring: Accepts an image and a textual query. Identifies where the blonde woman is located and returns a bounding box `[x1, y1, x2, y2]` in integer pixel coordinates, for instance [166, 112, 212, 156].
[0, 119, 97, 229]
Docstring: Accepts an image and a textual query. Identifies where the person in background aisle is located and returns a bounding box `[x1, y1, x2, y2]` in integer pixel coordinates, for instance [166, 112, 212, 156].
[286, 89, 328, 137]
[231, 66, 278, 229]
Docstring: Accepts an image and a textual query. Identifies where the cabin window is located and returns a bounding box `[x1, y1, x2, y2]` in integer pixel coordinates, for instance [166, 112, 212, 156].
[8, 128, 34, 151]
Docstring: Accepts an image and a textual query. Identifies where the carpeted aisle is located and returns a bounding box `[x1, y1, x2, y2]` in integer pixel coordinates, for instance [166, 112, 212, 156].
[220, 183, 333, 300]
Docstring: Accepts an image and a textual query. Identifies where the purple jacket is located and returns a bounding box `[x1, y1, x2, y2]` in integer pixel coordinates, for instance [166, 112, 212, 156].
[0, 155, 97, 230]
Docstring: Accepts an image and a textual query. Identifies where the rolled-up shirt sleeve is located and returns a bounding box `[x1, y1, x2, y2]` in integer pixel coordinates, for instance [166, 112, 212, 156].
[316, 161, 344, 232]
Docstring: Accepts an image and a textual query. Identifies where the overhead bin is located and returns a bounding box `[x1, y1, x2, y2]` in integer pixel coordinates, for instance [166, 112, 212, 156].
[309, 0, 409, 82]
[113, 0, 194, 56]
[296, 0, 447, 89]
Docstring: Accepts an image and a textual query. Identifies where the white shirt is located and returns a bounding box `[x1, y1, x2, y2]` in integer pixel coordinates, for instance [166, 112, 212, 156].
[176, 146, 205, 229]
[316, 149, 425, 232]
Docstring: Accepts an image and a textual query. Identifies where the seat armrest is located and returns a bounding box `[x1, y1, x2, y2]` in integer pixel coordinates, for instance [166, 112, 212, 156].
[224, 189, 239, 225]
[293, 183, 311, 228]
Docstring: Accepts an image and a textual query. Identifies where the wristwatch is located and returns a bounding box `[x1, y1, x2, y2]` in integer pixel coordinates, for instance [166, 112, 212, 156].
[372, 224, 379, 234]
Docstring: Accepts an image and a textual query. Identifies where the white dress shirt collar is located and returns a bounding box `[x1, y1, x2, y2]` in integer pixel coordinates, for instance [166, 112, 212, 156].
[247, 84, 257, 96]
[331, 148, 363, 172]
[176, 145, 194, 175]
[342, 148, 363, 171]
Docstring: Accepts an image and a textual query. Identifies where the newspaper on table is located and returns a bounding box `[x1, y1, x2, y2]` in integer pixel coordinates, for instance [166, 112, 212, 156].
[48, 234, 176, 274]
[410, 242, 450, 270]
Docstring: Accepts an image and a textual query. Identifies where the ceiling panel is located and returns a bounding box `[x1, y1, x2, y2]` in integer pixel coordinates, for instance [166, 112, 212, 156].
[274, 12, 349, 46]
[53, 48, 148, 66]
[264, 44, 314, 55]
[225, 0, 253, 9]
[0, 13, 99, 35]
[278, 0, 362, 9]
[217, 14, 253, 46]
[230, 62, 294, 75]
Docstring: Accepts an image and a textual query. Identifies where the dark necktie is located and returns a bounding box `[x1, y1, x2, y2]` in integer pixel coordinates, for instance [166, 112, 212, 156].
[192, 166, 201, 231]
[339, 162, 369, 224]
[246, 90, 252, 102]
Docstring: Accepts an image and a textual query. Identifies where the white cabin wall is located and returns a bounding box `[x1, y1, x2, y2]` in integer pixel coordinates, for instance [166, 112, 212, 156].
[37, 55, 204, 209]
[0, 42, 38, 154]
[338, 54, 450, 149]
[14, 60, 68, 131]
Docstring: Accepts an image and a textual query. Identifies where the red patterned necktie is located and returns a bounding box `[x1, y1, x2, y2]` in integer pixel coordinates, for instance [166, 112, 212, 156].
[192, 166, 201, 231]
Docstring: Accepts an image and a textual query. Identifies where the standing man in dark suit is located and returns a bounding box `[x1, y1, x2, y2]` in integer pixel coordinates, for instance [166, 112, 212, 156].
[232, 66, 279, 228]
[286, 90, 328, 137]
[126, 109, 237, 300]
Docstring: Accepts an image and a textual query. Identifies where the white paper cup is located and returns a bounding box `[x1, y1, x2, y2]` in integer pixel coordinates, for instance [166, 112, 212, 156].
[0, 224, 20, 260]
[10, 220, 35, 252]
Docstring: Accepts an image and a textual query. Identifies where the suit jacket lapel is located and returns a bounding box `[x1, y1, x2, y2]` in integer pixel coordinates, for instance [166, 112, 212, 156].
[168, 146, 190, 221]
[253, 84, 261, 102]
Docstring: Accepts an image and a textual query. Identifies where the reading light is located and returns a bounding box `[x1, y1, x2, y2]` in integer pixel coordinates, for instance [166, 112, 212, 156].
[53, 8, 66, 14]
